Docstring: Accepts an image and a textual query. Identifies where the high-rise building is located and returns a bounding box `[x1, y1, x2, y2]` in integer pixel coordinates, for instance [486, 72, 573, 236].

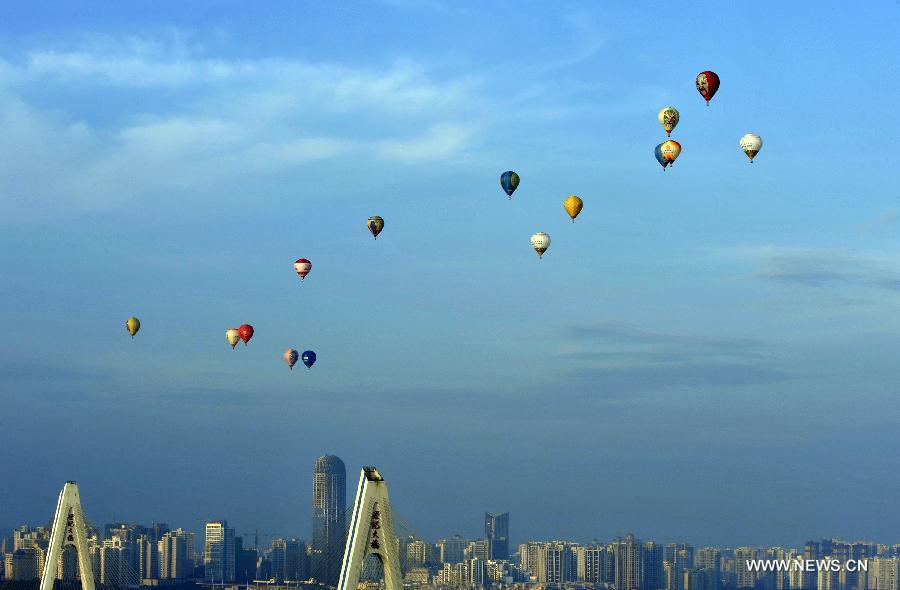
[666, 544, 695, 590]
[270, 538, 306, 582]
[696, 548, 722, 590]
[159, 529, 192, 580]
[438, 536, 468, 565]
[734, 547, 758, 590]
[311, 454, 346, 587]
[406, 540, 431, 568]
[100, 537, 131, 586]
[870, 557, 899, 590]
[644, 542, 664, 590]
[611, 535, 642, 590]
[234, 536, 257, 584]
[7, 548, 44, 581]
[580, 544, 606, 584]
[540, 542, 575, 584]
[204, 520, 235, 583]
[466, 540, 491, 563]
[485, 513, 510, 561]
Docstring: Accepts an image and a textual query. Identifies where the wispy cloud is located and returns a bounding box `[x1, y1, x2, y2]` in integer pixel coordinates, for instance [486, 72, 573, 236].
[733, 246, 900, 291]
[856, 210, 899, 232]
[0, 38, 489, 218]
[557, 321, 790, 396]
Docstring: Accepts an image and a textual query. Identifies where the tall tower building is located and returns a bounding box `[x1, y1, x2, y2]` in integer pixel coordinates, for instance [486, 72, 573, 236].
[734, 548, 757, 590]
[612, 535, 642, 590]
[158, 529, 192, 580]
[484, 513, 510, 561]
[204, 521, 235, 583]
[644, 542, 664, 590]
[311, 454, 346, 587]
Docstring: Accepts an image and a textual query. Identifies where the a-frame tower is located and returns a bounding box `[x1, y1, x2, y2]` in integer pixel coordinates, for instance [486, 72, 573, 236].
[39, 482, 96, 590]
[337, 467, 402, 590]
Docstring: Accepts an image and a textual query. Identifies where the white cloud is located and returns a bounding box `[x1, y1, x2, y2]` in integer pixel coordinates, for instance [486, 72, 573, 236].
[0, 38, 488, 218]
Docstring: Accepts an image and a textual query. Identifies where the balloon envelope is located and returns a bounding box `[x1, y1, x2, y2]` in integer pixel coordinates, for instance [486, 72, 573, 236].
[500, 171, 520, 198]
[660, 140, 682, 164]
[226, 328, 240, 349]
[563, 195, 583, 222]
[658, 107, 680, 136]
[302, 350, 317, 369]
[125, 316, 140, 338]
[238, 324, 254, 345]
[368, 216, 384, 239]
[530, 232, 551, 259]
[284, 349, 299, 370]
[654, 143, 670, 170]
[740, 133, 763, 162]
[294, 258, 312, 280]
[696, 71, 720, 105]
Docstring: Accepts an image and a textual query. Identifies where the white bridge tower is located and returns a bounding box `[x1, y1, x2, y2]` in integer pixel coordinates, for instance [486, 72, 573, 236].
[39, 481, 96, 590]
[337, 467, 402, 590]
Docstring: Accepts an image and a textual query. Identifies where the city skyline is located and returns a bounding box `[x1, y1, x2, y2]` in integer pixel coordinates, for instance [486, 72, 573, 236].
[4, 516, 900, 588]
[3, 0, 900, 549]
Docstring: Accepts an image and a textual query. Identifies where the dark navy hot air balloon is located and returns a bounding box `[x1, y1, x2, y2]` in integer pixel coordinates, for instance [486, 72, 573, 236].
[500, 171, 520, 199]
[302, 350, 317, 369]
[654, 143, 669, 171]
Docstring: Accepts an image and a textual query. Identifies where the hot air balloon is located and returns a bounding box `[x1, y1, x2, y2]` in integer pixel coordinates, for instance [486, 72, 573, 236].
[500, 171, 520, 199]
[284, 349, 299, 370]
[658, 107, 680, 136]
[530, 232, 551, 259]
[368, 216, 384, 239]
[226, 328, 240, 349]
[740, 133, 763, 163]
[696, 71, 720, 106]
[294, 258, 312, 281]
[660, 140, 682, 166]
[125, 316, 140, 338]
[654, 143, 670, 171]
[563, 195, 583, 222]
[302, 350, 317, 369]
[238, 324, 254, 346]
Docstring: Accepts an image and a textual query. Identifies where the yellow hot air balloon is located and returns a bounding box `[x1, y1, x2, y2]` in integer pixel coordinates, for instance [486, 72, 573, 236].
[660, 140, 682, 166]
[658, 107, 680, 137]
[125, 316, 140, 338]
[367, 216, 384, 239]
[226, 328, 240, 349]
[563, 195, 583, 223]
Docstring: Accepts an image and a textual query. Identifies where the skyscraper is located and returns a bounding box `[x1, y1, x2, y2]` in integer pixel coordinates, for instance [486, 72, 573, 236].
[204, 520, 235, 583]
[159, 529, 193, 580]
[311, 454, 346, 587]
[485, 513, 510, 561]
[644, 542, 664, 590]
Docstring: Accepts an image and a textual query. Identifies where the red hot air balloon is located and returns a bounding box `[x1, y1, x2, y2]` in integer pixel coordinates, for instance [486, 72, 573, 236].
[695, 71, 720, 106]
[238, 324, 254, 346]
[294, 258, 312, 281]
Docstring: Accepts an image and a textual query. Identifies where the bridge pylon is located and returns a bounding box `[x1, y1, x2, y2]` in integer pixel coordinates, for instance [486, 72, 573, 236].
[337, 467, 402, 590]
[39, 481, 96, 590]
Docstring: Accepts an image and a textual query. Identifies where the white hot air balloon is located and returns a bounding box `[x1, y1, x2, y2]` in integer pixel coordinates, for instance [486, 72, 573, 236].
[740, 133, 763, 163]
[530, 232, 551, 259]
[226, 328, 240, 349]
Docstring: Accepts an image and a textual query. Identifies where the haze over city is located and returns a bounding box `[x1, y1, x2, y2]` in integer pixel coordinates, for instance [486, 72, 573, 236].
[2, 0, 900, 551]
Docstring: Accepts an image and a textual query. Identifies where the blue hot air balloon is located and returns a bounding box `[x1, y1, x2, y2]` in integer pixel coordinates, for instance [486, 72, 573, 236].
[302, 350, 317, 369]
[654, 143, 669, 171]
[500, 171, 520, 199]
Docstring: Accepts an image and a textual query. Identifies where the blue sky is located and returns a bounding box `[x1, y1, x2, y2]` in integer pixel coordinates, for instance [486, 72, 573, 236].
[2, 1, 900, 548]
